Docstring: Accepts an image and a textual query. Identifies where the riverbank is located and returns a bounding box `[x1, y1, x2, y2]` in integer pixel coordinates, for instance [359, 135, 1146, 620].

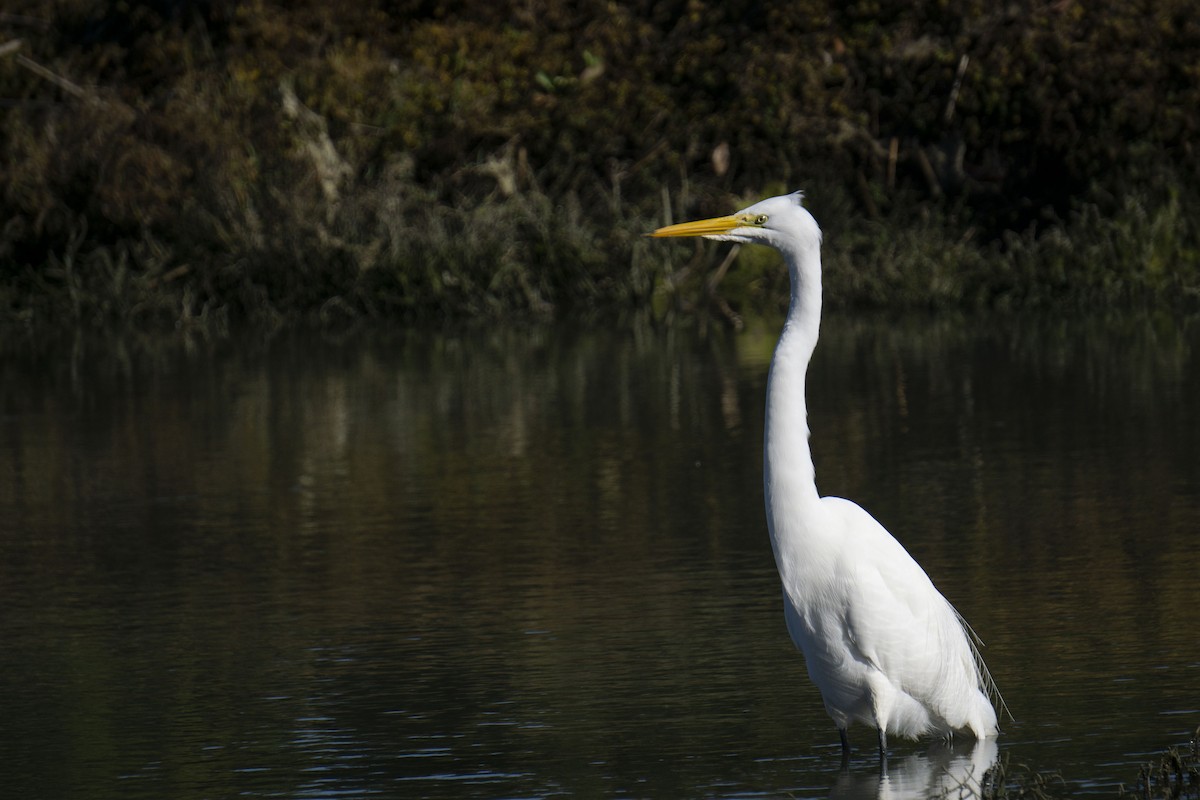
[3, 2, 1198, 334]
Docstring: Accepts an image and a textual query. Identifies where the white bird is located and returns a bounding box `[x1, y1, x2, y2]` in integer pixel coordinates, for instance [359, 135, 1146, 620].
[650, 192, 999, 756]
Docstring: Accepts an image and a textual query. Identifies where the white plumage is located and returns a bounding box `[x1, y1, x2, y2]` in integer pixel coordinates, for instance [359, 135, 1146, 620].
[652, 192, 999, 754]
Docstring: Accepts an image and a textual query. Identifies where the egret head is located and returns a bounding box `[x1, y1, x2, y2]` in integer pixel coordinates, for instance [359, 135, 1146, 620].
[648, 191, 821, 253]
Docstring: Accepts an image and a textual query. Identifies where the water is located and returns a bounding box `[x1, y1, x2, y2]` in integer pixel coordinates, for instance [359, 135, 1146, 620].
[1, 314, 1198, 799]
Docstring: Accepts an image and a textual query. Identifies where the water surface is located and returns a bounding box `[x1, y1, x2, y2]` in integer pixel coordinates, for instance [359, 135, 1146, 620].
[1, 314, 1198, 798]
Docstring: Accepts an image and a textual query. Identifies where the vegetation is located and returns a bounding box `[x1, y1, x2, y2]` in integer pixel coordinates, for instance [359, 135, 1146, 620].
[1128, 730, 1200, 800]
[2, 0, 1199, 332]
[971, 727, 1200, 798]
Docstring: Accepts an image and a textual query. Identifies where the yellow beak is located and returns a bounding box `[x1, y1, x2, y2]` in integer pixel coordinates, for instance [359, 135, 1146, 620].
[647, 215, 743, 238]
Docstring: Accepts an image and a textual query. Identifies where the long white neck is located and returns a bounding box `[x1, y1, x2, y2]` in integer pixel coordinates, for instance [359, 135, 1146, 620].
[763, 238, 824, 561]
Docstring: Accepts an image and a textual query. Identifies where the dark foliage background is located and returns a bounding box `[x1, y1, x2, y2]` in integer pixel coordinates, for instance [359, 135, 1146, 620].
[2, 0, 1198, 330]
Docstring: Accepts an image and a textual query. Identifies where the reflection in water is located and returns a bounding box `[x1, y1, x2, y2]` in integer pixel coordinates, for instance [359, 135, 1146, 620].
[830, 739, 998, 800]
[0, 314, 1197, 798]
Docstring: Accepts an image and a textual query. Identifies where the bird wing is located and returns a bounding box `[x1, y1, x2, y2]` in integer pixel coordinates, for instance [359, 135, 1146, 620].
[823, 497, 984, 721]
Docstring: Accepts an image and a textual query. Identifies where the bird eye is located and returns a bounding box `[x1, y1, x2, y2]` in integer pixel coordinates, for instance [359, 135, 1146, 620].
[754, 215, 769, 225]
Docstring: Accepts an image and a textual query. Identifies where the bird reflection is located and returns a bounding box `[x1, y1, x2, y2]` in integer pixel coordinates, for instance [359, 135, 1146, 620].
[829, 737, 999, 800]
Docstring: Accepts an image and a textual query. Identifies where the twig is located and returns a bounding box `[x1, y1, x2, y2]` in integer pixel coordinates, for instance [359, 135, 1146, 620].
[943, 54, 970, 124]
[0, 39, 22, 58]
[914, 147, 943, 198]
[707, 243, 740, 293]
[707, 244, 743, 331]
[16, 53, 90, 99]
[887, 137, 899, 190]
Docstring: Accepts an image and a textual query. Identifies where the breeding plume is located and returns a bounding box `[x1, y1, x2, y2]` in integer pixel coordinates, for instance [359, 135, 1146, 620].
[651, 192, 999, 755]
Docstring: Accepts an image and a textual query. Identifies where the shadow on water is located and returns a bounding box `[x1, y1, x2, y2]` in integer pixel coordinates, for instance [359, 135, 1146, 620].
[0, 312, 1197, 798]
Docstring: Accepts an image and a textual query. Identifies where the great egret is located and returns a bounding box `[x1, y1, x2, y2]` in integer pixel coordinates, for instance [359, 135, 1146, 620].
[650, 192, 999, 756]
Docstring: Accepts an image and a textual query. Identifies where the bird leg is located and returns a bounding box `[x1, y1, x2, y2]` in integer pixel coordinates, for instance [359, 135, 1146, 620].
[839, 727, 850, 753]
[877, 728, 888, 758]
